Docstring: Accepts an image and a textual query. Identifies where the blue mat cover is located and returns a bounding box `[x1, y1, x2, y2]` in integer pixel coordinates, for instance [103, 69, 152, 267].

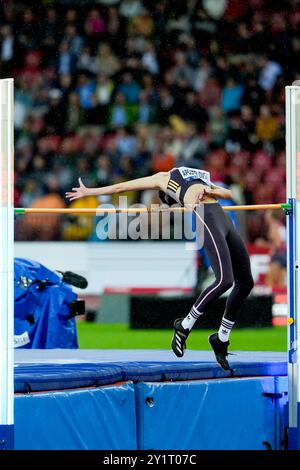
[15, 383, 137, 450]
[14, 350, 287, 393]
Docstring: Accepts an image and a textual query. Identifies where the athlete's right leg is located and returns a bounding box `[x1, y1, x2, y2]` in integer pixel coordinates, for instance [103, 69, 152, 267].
[171, 207, 234, 357]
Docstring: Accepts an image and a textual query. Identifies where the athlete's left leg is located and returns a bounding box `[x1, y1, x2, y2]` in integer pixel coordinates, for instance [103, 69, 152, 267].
[218, 226, 254, 342]
[171, 207, 234, 358]
[208, 225, 254, 369]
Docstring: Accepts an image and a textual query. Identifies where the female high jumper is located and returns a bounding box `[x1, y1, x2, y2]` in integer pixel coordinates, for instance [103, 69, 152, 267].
[66, 166, 254, 370]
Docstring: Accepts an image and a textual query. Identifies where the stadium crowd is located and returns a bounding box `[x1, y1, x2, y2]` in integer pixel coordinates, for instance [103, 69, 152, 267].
[0, 0, 297, 245]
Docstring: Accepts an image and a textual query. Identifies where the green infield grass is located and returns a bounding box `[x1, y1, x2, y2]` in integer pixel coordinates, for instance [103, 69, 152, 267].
[77, 322, 286, 351]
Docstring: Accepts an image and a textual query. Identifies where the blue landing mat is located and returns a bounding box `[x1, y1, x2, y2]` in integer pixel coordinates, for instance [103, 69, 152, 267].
[14, 349, 287, 393]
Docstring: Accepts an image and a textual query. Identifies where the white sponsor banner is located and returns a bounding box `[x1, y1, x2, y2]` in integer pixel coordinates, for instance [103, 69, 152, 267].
[15, 241, 197, 295]
[15, 242, 274, 296]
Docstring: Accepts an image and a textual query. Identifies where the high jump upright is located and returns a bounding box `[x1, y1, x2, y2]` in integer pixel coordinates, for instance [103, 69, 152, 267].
[286, 85, 300, 450]
[0, 78, 14, 450]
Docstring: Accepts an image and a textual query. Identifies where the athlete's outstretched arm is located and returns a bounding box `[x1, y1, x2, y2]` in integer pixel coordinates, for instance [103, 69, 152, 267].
[66, 173, 168, 201]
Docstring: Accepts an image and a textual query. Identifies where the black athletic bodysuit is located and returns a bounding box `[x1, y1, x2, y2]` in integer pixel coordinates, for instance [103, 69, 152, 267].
[160, 167, 254, 323]
[159, 166, 212, 205]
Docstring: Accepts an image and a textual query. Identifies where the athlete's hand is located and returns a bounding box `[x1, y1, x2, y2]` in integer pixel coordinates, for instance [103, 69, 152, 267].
[196, 187, 216, 203]
[196, 187, 211, 204]
[65, 178, 90, 201]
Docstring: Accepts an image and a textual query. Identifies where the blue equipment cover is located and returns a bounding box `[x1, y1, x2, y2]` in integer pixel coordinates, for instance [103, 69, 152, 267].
[14, 258, 78, 349]
[14, 349, 287, 392]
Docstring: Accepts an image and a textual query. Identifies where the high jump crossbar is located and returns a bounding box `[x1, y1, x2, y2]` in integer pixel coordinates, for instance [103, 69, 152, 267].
[14, 203, 291, 215]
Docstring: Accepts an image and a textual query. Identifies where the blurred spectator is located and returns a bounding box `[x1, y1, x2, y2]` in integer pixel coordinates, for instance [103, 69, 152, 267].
[115, 127, 137, 156]
[184, 37, 201, 68]
[63, 25, 83, 57]
[20, 50, 42, 85]
[180, 123, 208, 164]
[94, 73, 114, 123]
[208, 106, 229, 147]
[59, 74, 73, 101]
[109, 93, 131, 127]
[41, 7, 61, 63]
[172, 51, 194, 88]
[44, 89, 65, 135]
[152, 141, 175, 173]
[14, 81, 33, 130]
[142, 42, 159, 75]
[255, 105, 279, 142]
[117, 72, 141, 104]
[77, 46, 97, 74]
[199, 76, 221, 109]
[138, 92, 155, 124]
[20, 179, 43, 208]
[242, 77, 266, 114]
[119, 0, 145, 18]
[84, 8, 106, 39]
[0, 25, 15, 76]
[56, 41, 77, 76]
[258, 56, 282, 92]
[17, 193, 65, 241]
[96, 154, 112, 185]
[17, 9, 39, 50]
[157, 88, 175, 123]
[65, 92, 86, 132]
[76, 74, 96, 111]
[95, 43, 120, 76]
[221, 78, 244, 113]
[202, 0, 228, 19]
[256, 210, 287, 288]
[129, 12, 154, 37]
[178, 91, 208, 130]
[193, 59, 211, 92]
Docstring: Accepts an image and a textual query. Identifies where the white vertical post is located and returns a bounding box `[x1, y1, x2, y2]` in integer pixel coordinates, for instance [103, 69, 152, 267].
[286, 85, 300, 449]
[0, 78, 14, 449]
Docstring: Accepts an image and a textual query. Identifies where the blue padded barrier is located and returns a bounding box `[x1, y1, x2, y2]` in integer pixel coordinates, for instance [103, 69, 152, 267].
[275, 376, 288, 449]
[15, 382, 137, 450]
[14, 349, 287, 392]
[14, 350, 288, 450]
[14, 363, 124, 392]
[135, 377, 288, 450]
